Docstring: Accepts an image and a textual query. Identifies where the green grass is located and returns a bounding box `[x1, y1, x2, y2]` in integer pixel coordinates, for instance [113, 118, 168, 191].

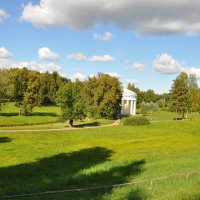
[0, 103, 114, 128]
[0, 114, 200, 199]
[0, 102, 60, 126]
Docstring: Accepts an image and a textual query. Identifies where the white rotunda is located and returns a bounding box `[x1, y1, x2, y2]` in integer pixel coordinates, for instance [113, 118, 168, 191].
[121, 88, 137, 115]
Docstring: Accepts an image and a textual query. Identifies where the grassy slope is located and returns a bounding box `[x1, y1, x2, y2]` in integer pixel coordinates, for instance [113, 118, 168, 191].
[0, 117, 200, 199]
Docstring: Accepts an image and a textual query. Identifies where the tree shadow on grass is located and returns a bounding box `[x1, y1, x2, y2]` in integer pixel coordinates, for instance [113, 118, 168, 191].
[74, 121, 101, 128]
[0, 112, 57, 117]
[0, 137, 11, 143]
[28, 112, 57, 117]
[0, 112, 18, 117]
[0, 147, 146, 200]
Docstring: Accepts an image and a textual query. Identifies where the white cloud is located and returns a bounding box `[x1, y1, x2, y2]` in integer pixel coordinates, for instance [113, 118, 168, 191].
[133, 63, 145, 71]
[20, 0, 200, 36]
[0, 47, 13, 58]
[93, 32, 114, 41]
[68, 53, 115, 62]
[67, 53, 87, 61]
[0, 58, 12, 68]
[38, 47, 59, 61]
[153, 53, 200, 79]
[182, 67, 200, 79]
[106, 72, 120, 78]
[0, 9, 8, 22]
[88, 55, 115, 62]
[153, 53, 182, 74]
[71, 72, 86, 81]
[0, 59, 62, 73]
[12, 61, 62, 72]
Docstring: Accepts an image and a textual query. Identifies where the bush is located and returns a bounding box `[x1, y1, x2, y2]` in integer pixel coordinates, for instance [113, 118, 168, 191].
[123, 116, 150, 126]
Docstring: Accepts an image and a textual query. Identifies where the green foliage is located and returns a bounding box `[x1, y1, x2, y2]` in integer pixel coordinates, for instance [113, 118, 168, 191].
[56, 80, 87, 126]
[127, 83, 161, 108]
[141, 102, 159, 119]
[124, 116, 150, 126]
[85, 73, 122, 119]
[171, 72, 191, 118]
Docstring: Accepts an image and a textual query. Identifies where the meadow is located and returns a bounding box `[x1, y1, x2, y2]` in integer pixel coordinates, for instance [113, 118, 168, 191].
[0, 103, 114, 129]
[0, 110, 200, 200]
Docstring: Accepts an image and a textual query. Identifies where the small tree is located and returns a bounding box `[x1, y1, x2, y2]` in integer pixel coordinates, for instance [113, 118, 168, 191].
[141, 101, 159, 120]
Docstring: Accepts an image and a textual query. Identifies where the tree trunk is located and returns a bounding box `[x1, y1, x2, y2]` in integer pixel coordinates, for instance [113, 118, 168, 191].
[182, 111, 185, 119]
[69, 119, 73, 127]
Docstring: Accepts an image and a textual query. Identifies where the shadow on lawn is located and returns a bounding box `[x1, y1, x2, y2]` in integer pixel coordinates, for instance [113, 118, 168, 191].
[29, 112, 57, 117]
[0, 112, 18, 117]
[0, 112, 57, 117]
[0, 137, 11, 143]
[0, 147, 146, 200]
[74, 121, 101, 128]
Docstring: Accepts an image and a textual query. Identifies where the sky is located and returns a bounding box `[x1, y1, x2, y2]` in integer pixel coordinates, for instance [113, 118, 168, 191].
[1, 0, 200, 94]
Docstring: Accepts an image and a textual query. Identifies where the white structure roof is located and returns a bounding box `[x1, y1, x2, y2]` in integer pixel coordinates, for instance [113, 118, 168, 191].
[123, 88, 137, 98]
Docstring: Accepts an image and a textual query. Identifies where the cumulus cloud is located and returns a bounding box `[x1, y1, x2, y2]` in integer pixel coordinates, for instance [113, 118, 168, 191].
[88, 55, 115, 62]
[38, 47, 59, 61]
[67, 53, 87, 61]
[153, 53, 200, 79]
[153, 53, 182, 74]
[182, 68, 200, 79]
[0, 47, 13, 58]
[67, 53, 115, 62]
[106, 72, 120, 78]
[0, 59, 62, 72]
[133, 63, 145, 71]
[0, 9, 8, 22]
[93, 32, 114, 41]
[71, 72, 86, 81]
[20, 0, 200, 36]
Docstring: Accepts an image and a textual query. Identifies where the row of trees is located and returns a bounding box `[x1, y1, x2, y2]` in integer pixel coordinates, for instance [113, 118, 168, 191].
[0, 68, 122, 125]
[127, 72, 200, 119]
[0, 68, 68, 115]
[127, 84, 162, 108]
[56, 74, 122, 126]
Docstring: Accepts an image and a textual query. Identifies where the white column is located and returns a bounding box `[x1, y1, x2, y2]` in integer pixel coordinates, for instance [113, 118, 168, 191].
[121, 98, 124, 114]
[133, 100, 137, 115]
[130, 100, 133, 115]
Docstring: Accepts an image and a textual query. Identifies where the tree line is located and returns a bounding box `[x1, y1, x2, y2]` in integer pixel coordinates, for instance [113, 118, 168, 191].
[128, 72, 200, 118]
[0, 68, 122, 126]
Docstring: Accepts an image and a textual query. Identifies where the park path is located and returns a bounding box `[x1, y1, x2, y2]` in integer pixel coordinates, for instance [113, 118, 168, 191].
[0, 120, 120, 133]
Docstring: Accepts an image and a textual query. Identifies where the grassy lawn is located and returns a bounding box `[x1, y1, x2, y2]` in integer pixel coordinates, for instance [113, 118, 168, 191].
[0, 103, 114, 129]
[0, 115, 200, 199]
[0, 102, 60, 126]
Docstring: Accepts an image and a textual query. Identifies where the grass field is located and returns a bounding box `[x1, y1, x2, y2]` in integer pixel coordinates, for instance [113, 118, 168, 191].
[0, 102, 60, 126]
[0, 103, 114, 128]
[0, 113, 200, 200]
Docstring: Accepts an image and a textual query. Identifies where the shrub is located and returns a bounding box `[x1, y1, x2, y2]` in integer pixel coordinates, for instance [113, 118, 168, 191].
[123, 116, 150, 126]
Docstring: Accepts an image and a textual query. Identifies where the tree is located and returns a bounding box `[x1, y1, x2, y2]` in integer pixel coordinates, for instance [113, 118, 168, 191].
[170, 72, 191, 119]
[84, 74, 122, 119]
[188, 74, 200, 112]
[141, 101, 159, 120]
[21, 71, 40, 116]
[0, 69, 14, 110]
[56, 81, 86, 127]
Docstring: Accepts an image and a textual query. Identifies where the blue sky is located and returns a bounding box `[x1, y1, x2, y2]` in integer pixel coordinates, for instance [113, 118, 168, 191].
[1, 0, 200, 93]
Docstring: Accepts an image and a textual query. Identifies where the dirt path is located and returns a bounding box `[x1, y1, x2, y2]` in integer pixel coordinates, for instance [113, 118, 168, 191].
[0, 120, 120, 133]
